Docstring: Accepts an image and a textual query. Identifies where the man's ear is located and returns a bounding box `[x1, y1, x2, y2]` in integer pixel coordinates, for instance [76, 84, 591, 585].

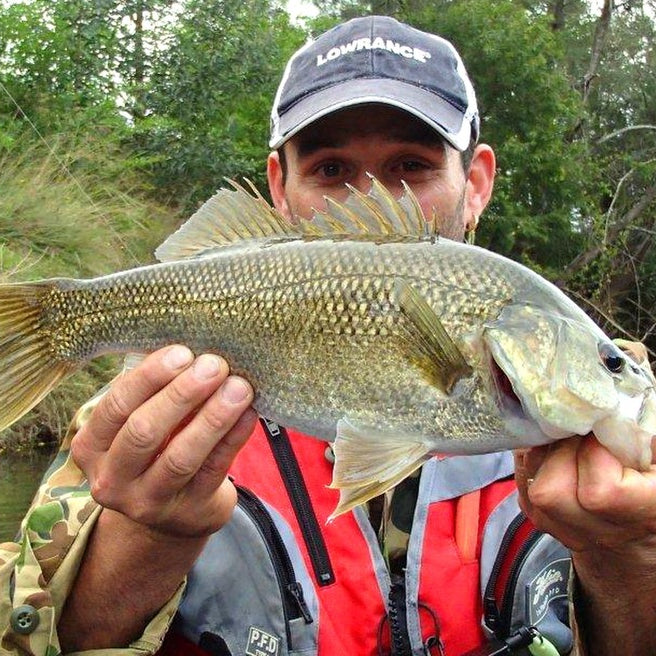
[465, 144, 496, 229]
[267, 150, 291, 219]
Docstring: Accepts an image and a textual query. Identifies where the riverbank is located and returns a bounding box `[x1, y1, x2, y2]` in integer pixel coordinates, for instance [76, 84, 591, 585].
[0, 448, 56, 542]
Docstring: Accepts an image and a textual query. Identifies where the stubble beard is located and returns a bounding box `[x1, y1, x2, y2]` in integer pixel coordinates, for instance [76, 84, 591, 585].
[429, 186, 467, 242]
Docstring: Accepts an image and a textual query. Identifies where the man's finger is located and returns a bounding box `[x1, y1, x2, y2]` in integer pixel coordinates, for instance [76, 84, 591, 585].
[78, 345, 195, 455]
[525, 439, 581, 519]
[192, 406, 259, 493]
[144, 375, 254, 494]
[577, 435, 656, 522]
[103, 354, 231, 483]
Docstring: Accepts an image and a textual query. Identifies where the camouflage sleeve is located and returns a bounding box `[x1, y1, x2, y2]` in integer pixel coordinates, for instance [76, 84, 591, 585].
[0, 400, 183, 656]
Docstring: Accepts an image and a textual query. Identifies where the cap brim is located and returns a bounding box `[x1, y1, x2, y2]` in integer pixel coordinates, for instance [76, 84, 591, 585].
[269, 78, 472, 151]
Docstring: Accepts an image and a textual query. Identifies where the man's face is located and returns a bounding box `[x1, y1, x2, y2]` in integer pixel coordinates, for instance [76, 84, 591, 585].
[269, 105, 480, 241]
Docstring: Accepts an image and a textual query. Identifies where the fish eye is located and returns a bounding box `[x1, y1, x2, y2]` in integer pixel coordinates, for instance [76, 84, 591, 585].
[598, 342, 626, 374]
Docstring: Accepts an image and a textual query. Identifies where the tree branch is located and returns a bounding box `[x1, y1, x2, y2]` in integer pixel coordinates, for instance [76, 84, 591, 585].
[596, 124, 656, 145]
[566, 0, 614, 141]
[582, 0, 613, 105]
[550, 0, 566, 30]
[562, 287, 649, 347]
[559, 183, 656, 281]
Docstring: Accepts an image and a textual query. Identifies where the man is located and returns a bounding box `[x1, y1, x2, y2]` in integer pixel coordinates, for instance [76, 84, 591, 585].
[2, 16, 656, 656]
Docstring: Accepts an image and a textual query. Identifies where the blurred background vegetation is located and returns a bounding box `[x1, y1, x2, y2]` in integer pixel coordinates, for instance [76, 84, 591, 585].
[1, 0, 655, 453]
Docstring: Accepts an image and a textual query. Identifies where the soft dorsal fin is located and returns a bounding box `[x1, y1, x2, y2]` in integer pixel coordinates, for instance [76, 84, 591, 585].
[155, 180, 298, 262]
[155, 176, 436, 263]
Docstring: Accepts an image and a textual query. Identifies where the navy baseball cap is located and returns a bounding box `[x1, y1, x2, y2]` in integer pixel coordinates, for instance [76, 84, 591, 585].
[269, 15, 480, 151]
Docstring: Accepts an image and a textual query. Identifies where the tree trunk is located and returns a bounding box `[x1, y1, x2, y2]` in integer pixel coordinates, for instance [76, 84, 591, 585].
[550, 0, 566, 30]
[582, 0, 612, 105]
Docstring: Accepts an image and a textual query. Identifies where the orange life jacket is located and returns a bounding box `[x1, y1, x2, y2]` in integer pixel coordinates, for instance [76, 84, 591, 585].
[160, 421, 572, 656]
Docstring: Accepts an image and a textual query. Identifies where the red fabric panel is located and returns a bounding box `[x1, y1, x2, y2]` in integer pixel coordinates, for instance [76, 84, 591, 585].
[230, 425, 386, 655]
[417, 478, 517, 655]
[157, 632, 210, 656]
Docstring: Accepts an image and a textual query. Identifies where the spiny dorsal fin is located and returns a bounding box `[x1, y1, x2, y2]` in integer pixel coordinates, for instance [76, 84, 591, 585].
[308, 176, 435, 238]
[155, 176, 436, 263]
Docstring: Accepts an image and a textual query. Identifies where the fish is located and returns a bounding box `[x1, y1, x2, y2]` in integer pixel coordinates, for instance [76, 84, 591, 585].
[1, 178, 654, 517]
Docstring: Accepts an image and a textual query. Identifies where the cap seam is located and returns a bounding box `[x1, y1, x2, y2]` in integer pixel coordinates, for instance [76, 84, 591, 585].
[278, 76, 467, 115]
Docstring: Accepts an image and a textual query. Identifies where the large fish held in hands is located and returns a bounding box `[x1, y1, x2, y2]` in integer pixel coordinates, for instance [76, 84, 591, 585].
[1, 179, 654, 516]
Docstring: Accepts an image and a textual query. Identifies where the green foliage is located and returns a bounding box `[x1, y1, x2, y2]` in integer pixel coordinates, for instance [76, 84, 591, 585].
[549, 2, 656, 346]
[133, 0, 306, 209]
[0, 131, 178, 279]
[0, 0, 178, 130]
[0, 0, 119, 130]
[0, 128, 180, 452]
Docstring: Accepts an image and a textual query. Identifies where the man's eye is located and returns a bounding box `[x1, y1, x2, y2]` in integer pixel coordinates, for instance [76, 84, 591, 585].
[319, 162, 342, 178]
[401, 160, 428, 172]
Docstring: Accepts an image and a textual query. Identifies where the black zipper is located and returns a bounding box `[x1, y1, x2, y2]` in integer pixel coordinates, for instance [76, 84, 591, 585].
[237, 485, 313, 647]
[387, 574, 412, 655]
[260, 417, 335, 586]
[483, 513, 541, 638]
[497, 529, 542, 636]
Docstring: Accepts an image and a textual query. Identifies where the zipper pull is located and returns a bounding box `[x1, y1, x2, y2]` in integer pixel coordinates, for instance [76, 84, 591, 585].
[504, 626, 536, 650]
[423, 635, 446, 656]
[286, 581, 313, 624]
[483, 594, 501, 633]
[527, 630, 560, 656]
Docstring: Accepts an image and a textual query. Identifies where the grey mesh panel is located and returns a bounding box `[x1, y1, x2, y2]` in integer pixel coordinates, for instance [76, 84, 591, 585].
[177, 503, 319, 656]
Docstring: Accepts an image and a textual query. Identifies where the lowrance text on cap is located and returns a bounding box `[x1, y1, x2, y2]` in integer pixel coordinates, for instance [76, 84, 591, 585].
[269, 16, 479, 151]
[315, 35, 433, 66]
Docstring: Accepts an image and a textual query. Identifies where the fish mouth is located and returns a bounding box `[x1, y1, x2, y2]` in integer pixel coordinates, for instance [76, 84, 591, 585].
[490, 356, 525, 419]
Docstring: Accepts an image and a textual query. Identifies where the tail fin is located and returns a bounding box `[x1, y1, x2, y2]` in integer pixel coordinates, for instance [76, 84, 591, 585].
[0, 281, 75, 432]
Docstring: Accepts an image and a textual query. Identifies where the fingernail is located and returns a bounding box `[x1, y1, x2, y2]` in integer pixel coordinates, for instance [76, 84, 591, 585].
[220, 376, 251, 404]
[193, 354, 222, 380]
[163, 345, 194, 370]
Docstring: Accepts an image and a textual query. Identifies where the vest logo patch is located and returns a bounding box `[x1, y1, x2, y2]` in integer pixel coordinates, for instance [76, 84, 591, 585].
[246, 627, 281, 656]
[527, 558, 570, 625]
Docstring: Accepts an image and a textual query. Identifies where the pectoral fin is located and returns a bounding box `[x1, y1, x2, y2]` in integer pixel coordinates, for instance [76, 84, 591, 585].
[328, 418, 432, 519]
[394, 279, 472, 393]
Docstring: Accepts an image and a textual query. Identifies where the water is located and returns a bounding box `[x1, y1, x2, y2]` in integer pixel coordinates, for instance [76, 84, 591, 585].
[0, 450, 56, 542]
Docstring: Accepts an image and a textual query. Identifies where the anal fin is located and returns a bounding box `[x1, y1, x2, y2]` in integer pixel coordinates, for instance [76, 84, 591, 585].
[328, 418, 432, 519]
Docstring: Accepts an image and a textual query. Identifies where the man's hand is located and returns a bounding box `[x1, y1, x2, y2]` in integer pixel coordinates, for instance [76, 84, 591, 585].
[71, 344, 257, 537]
[60, 345, 257, 650]
[515, 436, 656, 552]
[515, 437, 656, 655]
